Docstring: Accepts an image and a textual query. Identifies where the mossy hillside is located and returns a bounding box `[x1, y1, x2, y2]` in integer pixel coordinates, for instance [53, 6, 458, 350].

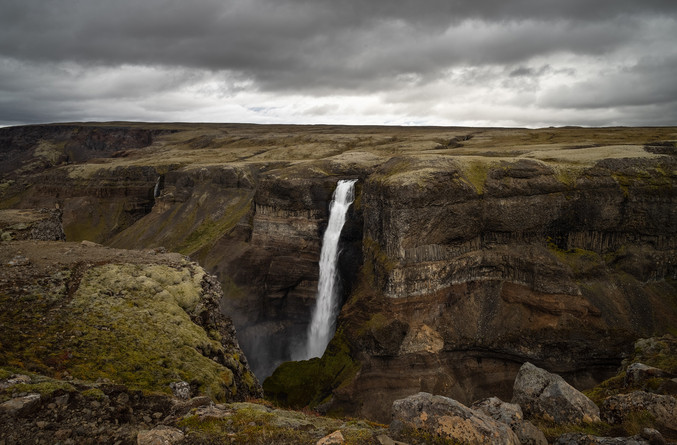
[0, 260, 251, 401]
[64, 201, 120, 243]
[456, 157, 493, 194]
[65, 263, 238, 399]
[109, 186, 253, 258]
[0, 268, 73, 374]
[262, 331, 360, 411]
[177, 191, 252, 256]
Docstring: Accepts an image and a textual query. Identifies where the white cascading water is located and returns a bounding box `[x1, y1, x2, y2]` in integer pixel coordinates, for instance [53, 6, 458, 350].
[304, 179, 358, 359]
[153, 176, 161, 198]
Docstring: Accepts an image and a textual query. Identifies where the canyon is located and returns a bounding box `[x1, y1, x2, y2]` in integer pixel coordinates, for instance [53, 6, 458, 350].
[1, 122, 676, 425]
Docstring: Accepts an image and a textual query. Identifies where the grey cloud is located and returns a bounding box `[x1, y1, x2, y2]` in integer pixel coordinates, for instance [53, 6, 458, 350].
[1, 0, 676, 126]
[540, 55, 677, 109]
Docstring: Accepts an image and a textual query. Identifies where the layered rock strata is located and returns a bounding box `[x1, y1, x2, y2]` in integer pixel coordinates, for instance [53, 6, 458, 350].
[1, 123, 676, 422]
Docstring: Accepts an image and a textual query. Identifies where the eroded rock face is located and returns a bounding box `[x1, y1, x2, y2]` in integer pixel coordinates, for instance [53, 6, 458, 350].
[390, 392, 520, 445]
[0, 209, 64, 241]
[512, 362, 600, 424]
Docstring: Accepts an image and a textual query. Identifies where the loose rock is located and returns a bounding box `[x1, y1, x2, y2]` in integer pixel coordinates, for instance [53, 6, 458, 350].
[137, 425, 184, 445]
[512, 362, 600, 424]
[625, 363, 673, 387]
[602, 391, 677, 434]
[472, 397, 547, 445]
[169, 381, 190, 400]
[316, 430, 344, 445]
[391, 392, 520, 445]
[0, 393, 41, 417]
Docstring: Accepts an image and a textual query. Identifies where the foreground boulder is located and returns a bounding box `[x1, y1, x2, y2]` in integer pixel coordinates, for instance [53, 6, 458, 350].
[512, 362, 600, 424]
[391, 392, 520, 445]
[602, 391, 677, 435]
[471, 397, 547, 445]
[625, 363, 674, 388]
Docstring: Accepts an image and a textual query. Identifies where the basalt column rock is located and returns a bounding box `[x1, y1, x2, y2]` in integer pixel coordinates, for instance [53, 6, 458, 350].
[315, 156, 677, 422]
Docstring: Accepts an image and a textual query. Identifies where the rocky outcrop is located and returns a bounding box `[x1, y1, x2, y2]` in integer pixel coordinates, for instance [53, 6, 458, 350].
[602, 391, 677, 434]
[390, 392, 520, 445]
[512, 362, 600, 424]
[0, 208, 64, 241]
[0, 370, 388, 444]
[0, 240, 261, 401]
[625, 363, 674, 388]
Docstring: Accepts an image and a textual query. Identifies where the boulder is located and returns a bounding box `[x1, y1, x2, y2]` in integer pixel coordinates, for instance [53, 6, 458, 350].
[0, 393, 41, 417]
[625, 363, 673, 387]
[602, 391, 677, 434]
[472, 397, 547, 445]
[316, 430, 344, 445]
[136, 425, 185, 445]
[391, 392, 520, 445]
[376, 435, 409, 445]
[512, 362, 600, 424]
[169, 381, 191, 400]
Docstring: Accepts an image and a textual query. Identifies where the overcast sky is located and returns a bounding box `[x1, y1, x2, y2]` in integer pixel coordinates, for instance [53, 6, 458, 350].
[1, 0, 676, 127]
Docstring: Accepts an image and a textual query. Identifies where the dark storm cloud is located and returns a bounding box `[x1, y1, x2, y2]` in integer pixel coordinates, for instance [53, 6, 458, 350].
[1, 0, 676, 125]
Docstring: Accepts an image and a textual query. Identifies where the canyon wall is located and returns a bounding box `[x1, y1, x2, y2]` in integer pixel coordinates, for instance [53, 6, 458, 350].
[2, 123, 675, 422]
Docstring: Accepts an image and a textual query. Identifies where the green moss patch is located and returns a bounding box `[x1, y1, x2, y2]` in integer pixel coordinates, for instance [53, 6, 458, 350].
[547, 241, 604, 276]
[177, 192, 251, 255]
[178, 402, 384, 444]
[65, 263, 235, 398]
[262, 331, 360, 411]
[0, 261, 248, 401]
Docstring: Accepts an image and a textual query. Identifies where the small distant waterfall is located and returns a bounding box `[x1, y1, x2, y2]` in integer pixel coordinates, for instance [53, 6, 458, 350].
[304, 179, 357, 359]
[153, 176, 162, 198]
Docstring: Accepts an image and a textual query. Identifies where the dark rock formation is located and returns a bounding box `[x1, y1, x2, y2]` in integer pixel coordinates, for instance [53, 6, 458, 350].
[0, 123, 174, 175]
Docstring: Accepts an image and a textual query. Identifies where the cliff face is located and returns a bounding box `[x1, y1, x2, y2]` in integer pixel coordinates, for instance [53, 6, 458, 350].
[325, 155, 676, 421]
[2, 123, 676, 423]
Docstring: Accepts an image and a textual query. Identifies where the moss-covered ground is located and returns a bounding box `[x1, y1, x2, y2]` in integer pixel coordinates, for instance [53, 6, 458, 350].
[0, 249, 254, 401]
[178, 402, 386, 445]
[262, 330, 360, 412]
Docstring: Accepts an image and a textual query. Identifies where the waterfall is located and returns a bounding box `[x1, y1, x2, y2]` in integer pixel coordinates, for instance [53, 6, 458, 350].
[304, 179, 357, 359]
[153, 176, 161, 198]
